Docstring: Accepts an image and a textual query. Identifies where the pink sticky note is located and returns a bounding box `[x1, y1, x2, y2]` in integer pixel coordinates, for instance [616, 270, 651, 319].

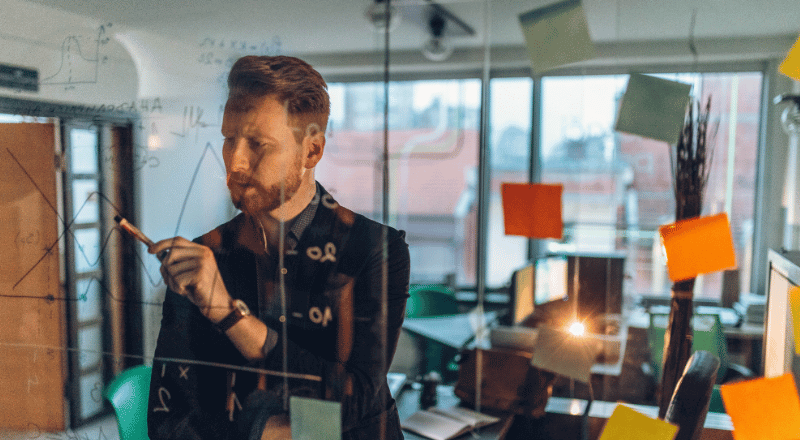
[501, 183, 563, 239]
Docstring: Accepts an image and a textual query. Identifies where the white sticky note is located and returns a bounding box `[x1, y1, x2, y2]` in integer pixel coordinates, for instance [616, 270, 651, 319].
[518, 0, 596, 74]
[531, 326, 599, 383]
[290, 396, 341, 440]
[615, 73, 692, 145]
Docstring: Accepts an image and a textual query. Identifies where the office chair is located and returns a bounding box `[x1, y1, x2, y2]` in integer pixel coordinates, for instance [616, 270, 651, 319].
[663, 350, 720, 440]
[104, 364, 152, 440]
[405, 284, 461, 381]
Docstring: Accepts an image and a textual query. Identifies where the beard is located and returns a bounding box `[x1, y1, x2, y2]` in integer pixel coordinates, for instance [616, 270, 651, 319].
[228, 159, 303, 216]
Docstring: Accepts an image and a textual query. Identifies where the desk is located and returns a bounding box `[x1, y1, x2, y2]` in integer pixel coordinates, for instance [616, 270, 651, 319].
[402, 312, 499, 349]
[397, 385, 515, 440]
[627, 309, 764, 374]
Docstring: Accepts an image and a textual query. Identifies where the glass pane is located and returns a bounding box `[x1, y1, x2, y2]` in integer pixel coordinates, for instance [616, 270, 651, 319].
[72, 179, 99, 224]
[539, 72, 763, 301]
[78, 325, 102, 369]
[79, 371, 104, 419]
[74, 228, 101, 273]
[70, 128, 98, 174]
[76, 278, 101, 322]
[487, 77, 533, 288]
[320, 79, 481, 285]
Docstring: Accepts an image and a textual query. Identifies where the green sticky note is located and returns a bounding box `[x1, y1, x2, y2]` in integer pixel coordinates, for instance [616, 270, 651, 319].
[614, 73, 692, 145]
[518, 0, 596, 74]
[599, 404, 678, 440]
[290, 396, 341, 440]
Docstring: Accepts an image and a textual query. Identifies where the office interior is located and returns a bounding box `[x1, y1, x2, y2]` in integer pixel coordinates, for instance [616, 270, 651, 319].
[1, 0, 800, 438]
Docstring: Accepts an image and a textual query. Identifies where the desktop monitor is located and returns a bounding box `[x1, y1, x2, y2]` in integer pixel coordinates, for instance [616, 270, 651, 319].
[764, 249, 800, 390]
[508, 256, 569, 325]
[506, 252, 624, 330]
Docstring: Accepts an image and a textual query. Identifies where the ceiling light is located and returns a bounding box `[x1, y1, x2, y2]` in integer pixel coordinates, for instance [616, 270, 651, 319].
[421, 13, 452, 62]
[366, 0, 400, 33]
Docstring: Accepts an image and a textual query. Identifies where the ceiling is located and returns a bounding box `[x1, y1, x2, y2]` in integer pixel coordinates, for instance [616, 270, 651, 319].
[22, 0, 800, 56]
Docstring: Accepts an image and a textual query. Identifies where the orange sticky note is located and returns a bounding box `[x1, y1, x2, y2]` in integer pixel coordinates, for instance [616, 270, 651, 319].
[720, 373, 800, 440]
[790, 285, 800, 356]
[501, 183, 563, 239]
[779, 34, 800, 81]
[659, 213, 737, 282]
[598, 404, 677, 440]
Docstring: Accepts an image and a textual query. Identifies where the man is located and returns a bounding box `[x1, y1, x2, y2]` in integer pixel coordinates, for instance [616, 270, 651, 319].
[147, 55, 410, 440]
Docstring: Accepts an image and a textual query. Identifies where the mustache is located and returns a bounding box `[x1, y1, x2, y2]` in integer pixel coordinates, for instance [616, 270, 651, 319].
[227, 172, 252, 186]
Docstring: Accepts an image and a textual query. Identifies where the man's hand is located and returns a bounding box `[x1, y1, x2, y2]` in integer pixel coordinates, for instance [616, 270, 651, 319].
[150, 237, 232, 323]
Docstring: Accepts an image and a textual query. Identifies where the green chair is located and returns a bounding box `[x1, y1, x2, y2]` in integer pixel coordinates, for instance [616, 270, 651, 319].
[104, 364, 152, 440]
[405, 284, 461, 381]
[648, 313, 728, 383]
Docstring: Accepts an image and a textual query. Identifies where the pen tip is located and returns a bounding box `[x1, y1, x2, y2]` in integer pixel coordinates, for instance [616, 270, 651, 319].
[114, 215, 123, 223]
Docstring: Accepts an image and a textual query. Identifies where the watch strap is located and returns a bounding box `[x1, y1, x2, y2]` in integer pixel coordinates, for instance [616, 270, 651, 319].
[216, 307, 245, 333]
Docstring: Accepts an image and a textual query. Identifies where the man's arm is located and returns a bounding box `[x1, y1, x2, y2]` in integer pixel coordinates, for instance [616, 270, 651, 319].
[148, 288, 243, 440]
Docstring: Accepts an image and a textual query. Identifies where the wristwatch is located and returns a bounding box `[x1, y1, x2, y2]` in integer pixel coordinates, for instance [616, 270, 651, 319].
[216, 299, 250, 333]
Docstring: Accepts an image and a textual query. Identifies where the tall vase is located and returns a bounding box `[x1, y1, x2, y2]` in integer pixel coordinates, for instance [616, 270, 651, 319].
[657, 281, 694, 417]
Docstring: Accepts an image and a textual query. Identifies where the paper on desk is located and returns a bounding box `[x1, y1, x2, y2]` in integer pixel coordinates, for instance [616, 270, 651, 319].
[659, 213, 737, 282]
[598, 404, 678, 440]
[779, 34, 800, 81]
[518, 0, 595, 74]
[290, 396, 341, 440]
[530, 326, 599, 383]
[790, 285, 800, 355]
[614, 73, 692, 145]
[720, 373, 800, 440]
[501, 183, 563, 239]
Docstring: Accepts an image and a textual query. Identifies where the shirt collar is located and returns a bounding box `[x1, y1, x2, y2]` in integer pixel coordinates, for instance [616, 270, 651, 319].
[286, 181, 320, 245]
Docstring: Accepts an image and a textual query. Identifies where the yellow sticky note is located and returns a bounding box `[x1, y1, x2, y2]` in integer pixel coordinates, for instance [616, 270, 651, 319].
[720, 374, 800, 440]
[599, 404, 678, 440]
[779, 34, 800, 81]
[790, 285, 800, 356]
[531, 326, 599, 383]
[518, 0, 596, 74]
[501, 183, 563, 239]
[659, 213, 737, 282]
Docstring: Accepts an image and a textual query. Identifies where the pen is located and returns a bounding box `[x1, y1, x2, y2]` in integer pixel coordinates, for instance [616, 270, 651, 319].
[114, 215, 170, 261]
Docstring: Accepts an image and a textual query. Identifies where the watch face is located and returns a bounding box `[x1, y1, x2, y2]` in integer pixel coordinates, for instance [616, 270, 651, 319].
[233, 299, 250, 316]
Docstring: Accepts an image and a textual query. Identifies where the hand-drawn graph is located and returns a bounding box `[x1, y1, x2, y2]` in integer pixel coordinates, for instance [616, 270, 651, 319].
[40, 23, 113, 89]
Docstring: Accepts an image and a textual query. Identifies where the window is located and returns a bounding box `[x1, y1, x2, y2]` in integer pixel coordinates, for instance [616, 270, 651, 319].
[318, 79, 481, 285]
[486, 77, 534, 288]
[538, 72, 763, 301]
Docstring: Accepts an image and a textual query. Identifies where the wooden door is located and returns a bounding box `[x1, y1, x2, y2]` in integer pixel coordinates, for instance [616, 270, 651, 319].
[0, 122, 65, 431]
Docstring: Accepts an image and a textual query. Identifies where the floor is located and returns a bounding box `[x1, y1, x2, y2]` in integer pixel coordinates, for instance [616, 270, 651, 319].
[0, 415, 119, 440]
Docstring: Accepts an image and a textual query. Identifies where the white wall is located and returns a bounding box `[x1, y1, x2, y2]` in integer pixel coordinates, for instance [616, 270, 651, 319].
[1, 0, 240, 359]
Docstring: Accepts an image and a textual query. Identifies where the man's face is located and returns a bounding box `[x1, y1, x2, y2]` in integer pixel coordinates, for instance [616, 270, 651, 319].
[221, 95, 305, 217]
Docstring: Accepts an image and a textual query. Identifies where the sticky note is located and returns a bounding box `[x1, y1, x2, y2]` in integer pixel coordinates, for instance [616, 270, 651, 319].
[614, 73, 692, 145]
[598, 404, 678, 440]
[790, 285, 800, 355]
[779, 34, 800, 81]
[501, 183, 563, 239]
[290, 396, 341, 440]
[531, 326, 599, 383]
[518, 0, 596, 74]
[659, 213, 737, 282]
[720, 373, 800, 440]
